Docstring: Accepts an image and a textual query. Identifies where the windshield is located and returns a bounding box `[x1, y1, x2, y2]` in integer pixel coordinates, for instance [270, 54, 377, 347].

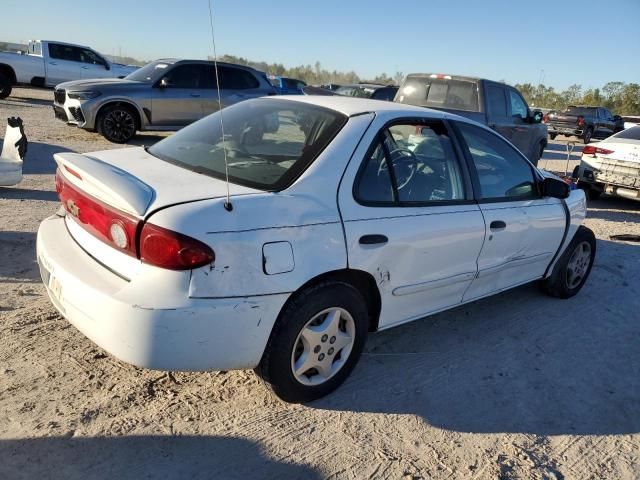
[148, 98, 347, 190]
[396, 77, 480, 111]
[125, 61, 173, 82]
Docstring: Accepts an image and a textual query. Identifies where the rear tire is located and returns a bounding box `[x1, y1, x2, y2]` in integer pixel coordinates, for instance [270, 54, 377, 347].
[541, 226, 596, 299]
[255, 282, 369, 403]
[549, 133, 557, 140]
[97, 104, 138, 143]
[583, 127, 593, 144]
[0, 73, 12, 99]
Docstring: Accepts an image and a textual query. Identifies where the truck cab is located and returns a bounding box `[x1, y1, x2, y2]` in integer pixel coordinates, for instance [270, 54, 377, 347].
[395, 74, 548, 165]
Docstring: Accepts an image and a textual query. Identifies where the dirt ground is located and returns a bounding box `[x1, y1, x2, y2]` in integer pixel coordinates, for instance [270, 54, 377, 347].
[1, 87, 639, 480]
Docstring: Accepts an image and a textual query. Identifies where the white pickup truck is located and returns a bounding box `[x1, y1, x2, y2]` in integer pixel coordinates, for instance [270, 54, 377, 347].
[0, 40, 138, 99]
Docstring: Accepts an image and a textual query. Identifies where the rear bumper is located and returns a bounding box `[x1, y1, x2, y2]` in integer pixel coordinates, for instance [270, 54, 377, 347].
[36, 215, 287, 371]
[548, 125, 583, 136]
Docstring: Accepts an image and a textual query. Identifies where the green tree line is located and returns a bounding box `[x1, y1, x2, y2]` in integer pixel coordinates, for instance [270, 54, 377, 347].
[515, 82, 640, 115]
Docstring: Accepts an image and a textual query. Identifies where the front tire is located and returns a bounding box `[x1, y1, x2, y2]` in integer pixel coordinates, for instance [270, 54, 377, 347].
[255, 282, 369, 403]
[97, 104, 138, 143]
[541, 226, 596, 299]
[0, 73, 12, 99]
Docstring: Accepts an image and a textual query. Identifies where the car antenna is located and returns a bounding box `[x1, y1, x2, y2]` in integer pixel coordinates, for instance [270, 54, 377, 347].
[208, 0, 233, 212]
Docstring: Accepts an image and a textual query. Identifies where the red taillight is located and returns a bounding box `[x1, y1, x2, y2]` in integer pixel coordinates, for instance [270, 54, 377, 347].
[543, 114, 549, 123]
[56, 168, 140, 257]
[582, 146, 614, 156]
[139, 223, 214, 270]
[577, 116, 585, 127]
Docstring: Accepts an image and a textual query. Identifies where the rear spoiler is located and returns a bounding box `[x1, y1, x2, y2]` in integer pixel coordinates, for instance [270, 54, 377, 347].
[54, 152, 155, 216]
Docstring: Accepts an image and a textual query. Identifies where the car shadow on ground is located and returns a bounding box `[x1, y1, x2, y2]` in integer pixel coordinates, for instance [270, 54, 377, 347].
[586, 195, 640, 223]
[0, 231, 40, 284]
[541, 141, 583, 163]
[0, 139, 74, 176]
[0, 435, 321, 480]
[0, 96, 52, 108]
[313, 239, 640, 437]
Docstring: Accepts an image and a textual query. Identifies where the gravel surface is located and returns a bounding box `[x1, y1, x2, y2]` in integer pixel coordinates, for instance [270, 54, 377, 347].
[1, 87, 639, 480]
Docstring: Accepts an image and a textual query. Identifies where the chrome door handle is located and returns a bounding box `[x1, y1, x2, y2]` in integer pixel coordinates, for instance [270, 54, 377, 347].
[359, 234, 388, 245]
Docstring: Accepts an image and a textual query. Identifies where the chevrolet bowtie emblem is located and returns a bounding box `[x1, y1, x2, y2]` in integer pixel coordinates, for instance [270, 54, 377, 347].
[66, 199, 80, 217]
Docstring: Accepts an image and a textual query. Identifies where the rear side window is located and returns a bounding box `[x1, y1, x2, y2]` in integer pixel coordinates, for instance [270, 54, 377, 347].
[48, 44, 81, 62]
[486, 86, 507, 118]
[356, 121, 466, 204]
[396, 78, 479, 112]
[218, 67, 260, 89]
[371, 87, 398, 101]
[456, 122, 537, 200]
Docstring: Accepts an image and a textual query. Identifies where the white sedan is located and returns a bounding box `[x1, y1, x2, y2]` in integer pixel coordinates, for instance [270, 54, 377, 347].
[575, 125, 640, 201]
[37, 96, 595, 403]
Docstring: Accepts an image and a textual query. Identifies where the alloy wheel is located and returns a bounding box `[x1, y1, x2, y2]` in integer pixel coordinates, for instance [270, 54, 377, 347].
[103, 109, 136, 142]
[291, 307, 355, 386]
[566, 241, 592, 289]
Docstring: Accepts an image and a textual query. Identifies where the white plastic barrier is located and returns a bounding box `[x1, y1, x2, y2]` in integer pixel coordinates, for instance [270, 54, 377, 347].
[0, 117, 27, 186]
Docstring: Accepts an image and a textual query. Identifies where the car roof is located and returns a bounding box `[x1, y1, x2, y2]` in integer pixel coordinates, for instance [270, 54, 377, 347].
[270, 95, 455, 119]
[152, 58, 261, 72]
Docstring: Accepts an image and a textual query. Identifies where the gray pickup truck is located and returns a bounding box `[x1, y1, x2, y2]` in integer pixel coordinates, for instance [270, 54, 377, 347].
[545, 105, 624, 144]
[395, 74, 547, 165]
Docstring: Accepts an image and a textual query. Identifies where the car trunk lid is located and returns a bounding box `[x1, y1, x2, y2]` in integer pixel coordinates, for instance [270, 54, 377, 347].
[54, 147, 260, 278]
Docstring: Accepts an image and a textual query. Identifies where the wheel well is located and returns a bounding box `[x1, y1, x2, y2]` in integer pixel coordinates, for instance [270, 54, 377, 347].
[290, 269, 382, 332]
[0, 64, 17, 84]
[97, 101, 141, 129]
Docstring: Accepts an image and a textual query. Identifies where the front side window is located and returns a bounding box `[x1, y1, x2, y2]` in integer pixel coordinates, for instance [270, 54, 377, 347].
[356, 121, 465, 204]
[456, 122, 537, 200]
[509, 90, 528, 119]
[148, 99, 346, 190]
[78, 48, 105, 66]
[163, 64, 205, 88]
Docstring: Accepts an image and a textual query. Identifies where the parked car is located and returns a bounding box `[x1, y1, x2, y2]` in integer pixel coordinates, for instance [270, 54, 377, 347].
[335, 83, 399, 101]
[544, 106, 624, 144]
[52, 59, 276, 143]
[0, 40, 138, 99]
[318, 83, 342, 91]
[573, 125, 640, 201]
[268, 75, 306, 94]
[395, 73, 548, 165]
[37, 96, 595, 403]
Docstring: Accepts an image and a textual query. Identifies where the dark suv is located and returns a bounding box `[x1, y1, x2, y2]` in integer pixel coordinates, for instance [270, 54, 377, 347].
[334, 83, 399, 101]
[395, 74, 548, 165]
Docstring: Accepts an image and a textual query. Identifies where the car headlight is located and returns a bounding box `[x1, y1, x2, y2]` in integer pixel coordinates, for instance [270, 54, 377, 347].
[67, 91, 102, 100]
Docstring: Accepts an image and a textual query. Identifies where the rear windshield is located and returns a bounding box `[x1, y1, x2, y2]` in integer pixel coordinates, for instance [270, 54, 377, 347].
[125, 61, 172, 82]
[564, 106, 597, 116]
[396, 77, 479, 111]
[612, 126, 640, 140]
[148, 98, 347, 191]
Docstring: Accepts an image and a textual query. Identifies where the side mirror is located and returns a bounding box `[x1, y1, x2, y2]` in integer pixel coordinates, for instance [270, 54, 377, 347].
[104, 63, 111, 71]
[531, 110, 544, 124]
[541, 176, 570, 199]
[159, 77, 172, 88]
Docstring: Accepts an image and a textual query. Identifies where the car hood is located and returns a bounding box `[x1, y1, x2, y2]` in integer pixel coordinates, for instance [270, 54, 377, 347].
[56, 78, 145, 91]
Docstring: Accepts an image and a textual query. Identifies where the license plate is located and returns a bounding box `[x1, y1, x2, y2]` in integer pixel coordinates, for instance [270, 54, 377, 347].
[39, 256, 63, 305]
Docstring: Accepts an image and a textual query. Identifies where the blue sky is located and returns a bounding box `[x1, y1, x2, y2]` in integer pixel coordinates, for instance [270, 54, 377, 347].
[2, 0, 639, 89]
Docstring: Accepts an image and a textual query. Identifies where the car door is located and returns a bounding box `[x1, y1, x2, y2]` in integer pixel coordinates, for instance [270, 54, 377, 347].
[199, 65, 266, 116]
[601, 108, 615, 137]
[485, 83, 515, 142]
[77, 47, 111, 79]
[45, 43, 82, 86]
[507, 87, 535, 160]
[452, 121, 566, 301]
[338, 118, 486, 329]
[149, 63, 207, 127]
